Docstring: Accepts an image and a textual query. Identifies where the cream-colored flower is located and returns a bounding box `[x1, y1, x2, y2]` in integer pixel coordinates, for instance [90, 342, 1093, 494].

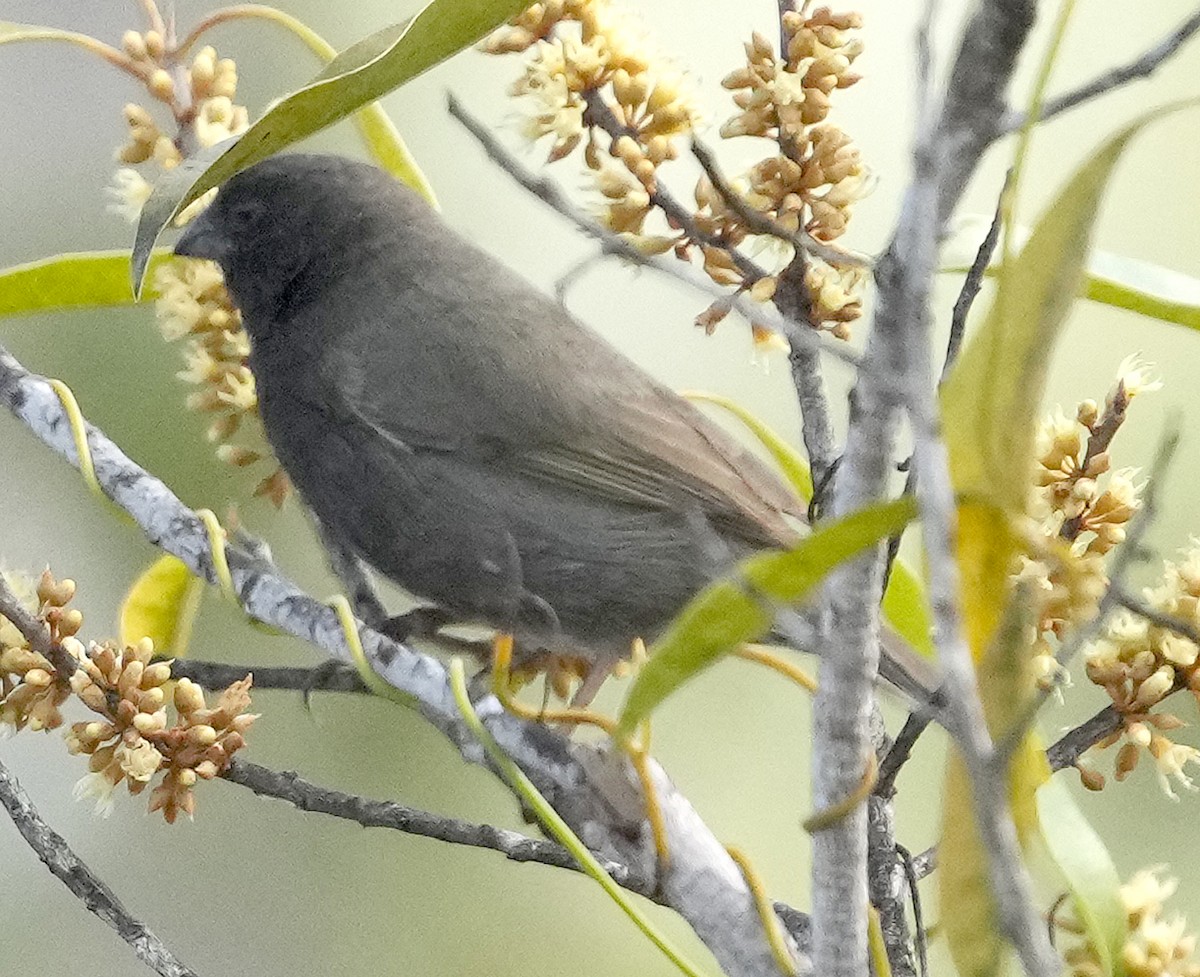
[1150, 735, 1200, 800]
[1116, 354, 1163, 399]
[105, 168, 154, 223]
[72, 771, 118, 818]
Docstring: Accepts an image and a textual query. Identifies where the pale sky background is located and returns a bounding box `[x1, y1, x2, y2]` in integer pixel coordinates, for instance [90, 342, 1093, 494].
[1, 2, 1199, 975]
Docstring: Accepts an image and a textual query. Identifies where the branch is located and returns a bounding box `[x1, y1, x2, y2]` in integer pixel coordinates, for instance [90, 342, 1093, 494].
[164, 658, 368, 694]
[0, 574, 51, 653]
[1001, 6, 1200, 133]
[0, 342, 797, 977]
[222, 758, 648, 891]
[944, 173, 1007, 381]
[1045, 704, 1123, 773]
[0, 758, 199, 977]
[448, 93, 864, 377]
[689, 139, 870, 271]
[821, 0, 1058, 973]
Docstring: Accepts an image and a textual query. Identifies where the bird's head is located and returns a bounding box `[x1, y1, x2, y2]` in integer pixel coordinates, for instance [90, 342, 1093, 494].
[173, 153, 395, 327]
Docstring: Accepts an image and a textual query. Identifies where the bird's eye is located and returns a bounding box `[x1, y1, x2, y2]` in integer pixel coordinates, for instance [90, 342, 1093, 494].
[226, 199, 266, 230]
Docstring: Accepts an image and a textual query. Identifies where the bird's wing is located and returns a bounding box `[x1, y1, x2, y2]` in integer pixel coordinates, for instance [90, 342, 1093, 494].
[310, 205, 806, 549]
[334, 332, 805, 549]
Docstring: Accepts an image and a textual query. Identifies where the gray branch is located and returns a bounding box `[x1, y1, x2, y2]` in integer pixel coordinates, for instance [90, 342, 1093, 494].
[0, 758, 199, 977]
[1001, 6, 1200, 133]
[0, 342, 801, 977]
[808, 0, 1064, 974]
[223, 755, 811, 950]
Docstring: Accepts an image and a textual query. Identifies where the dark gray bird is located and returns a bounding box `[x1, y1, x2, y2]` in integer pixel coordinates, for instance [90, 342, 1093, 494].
[173, 153, 817, 699]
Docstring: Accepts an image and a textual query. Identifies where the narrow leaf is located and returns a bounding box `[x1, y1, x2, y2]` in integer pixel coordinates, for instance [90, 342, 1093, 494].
[0, 250, 170, 319]
[681, 390, 815, 500]
[938, 101, 1197, 977]
[200, 5, 437, 205]
[119, 554, 205, 658]
[131, 0, 530, 291]
[682, 389, 933, 657]
[1038, 777, 1127, 977]
[943, 224, 1200, 332]
[881, 558, 934, 658]
[616, 497, 917, 738]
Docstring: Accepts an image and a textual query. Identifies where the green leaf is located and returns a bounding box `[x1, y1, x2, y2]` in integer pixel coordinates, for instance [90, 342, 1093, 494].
[0, 250, 171, 319]
[1083, 250, 1200, 331]
[119, 554, 205, 658]
[131, 0, 531, 292]
[938, 100, 1198, 977]
[682, 389, 933, 658]
[195, 5, 437, 206]
[1037, 777, 1127, 977]
[944, 228, 1200, 333]
[881, 558, 934, 658]
[615, 497, 917, 739]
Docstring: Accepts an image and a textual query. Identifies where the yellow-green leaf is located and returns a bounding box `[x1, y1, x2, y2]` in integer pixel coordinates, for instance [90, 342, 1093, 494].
[194, 5, 436, 206]
[616, 497, 917, 739]
[0, 250, 170, 319]
[119, 554, 205, 657]
[682, 390, 815, 500]
[1083, 250, 1200, 331]
[944, 224, 1200, 332]
[132, 0, 531, 291]
[682, 390, 933, 657]
[1037, 776, 1127, 977]
[939, 100, 1198, 977]
[881, 558, 934, 658]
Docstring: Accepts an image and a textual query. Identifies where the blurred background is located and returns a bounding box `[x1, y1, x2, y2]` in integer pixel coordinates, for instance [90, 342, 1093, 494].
[1, 1, 1198, 974]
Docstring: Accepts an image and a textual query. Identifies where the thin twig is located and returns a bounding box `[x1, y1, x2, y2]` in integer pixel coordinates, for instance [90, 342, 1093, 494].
[875, 713, 931, 797]
[163, 658, 369, 694]
[1116, 587, 1200, 644]
[0, 573, 80, 687]
[1045, 704, 1124, 772]
[222, 759, 652, 894]
[1000, 6, 1200, 133]
[448, 92, 866, 377]
[689, 140, 870, 270]
[0, 758, 199, 977]
[895, 845, 929, 977]
[0, 574, 51, 654]
[943, 172, 1009, 382]
[583, 92, 769, 286]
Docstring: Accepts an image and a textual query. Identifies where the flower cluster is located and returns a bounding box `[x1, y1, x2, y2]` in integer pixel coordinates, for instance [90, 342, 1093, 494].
[67, 637, 256, 822]
[1064, 867, 1200, 977]
[154, 259, 290, 506]
[489, 0, 698, 220]
[108, 31, 248, 220]
[102, 3, 288, 504]
[2, 568, 257, 821]
[1079, 547, 1200, 797]
[1019, 363, 1151, 699]
[1027, 360, 1200, 797]
[700, 8, 868, 337]
[0, 569, 79, 732]
[485, 1, 867, 346]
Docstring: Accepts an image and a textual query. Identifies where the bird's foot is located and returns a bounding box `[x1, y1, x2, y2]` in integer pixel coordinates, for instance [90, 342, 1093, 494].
[379, 605, 456, 644]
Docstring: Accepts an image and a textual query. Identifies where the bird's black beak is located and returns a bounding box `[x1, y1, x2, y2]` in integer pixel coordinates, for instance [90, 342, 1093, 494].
[174, 209, 229, 263]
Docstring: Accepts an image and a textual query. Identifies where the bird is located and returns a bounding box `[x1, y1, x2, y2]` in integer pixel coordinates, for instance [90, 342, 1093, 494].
[172, 153, 904, 704]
